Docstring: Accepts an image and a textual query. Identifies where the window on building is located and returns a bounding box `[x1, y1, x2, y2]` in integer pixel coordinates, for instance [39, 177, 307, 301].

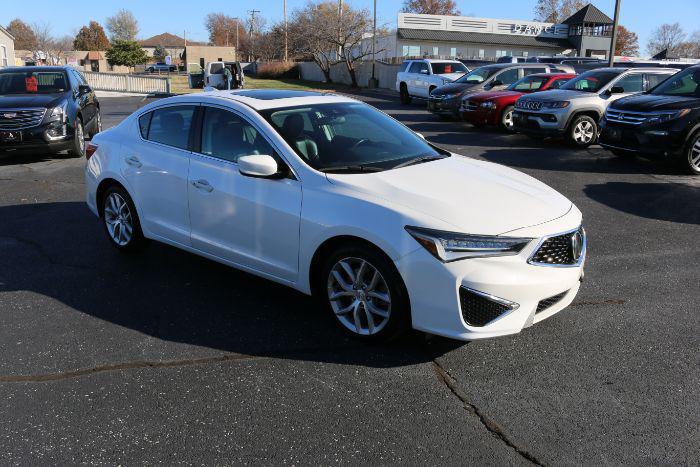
[450, 47, 457, 58]
[432, 47, 439, 57]
[523, 51, 529, 57]
[402, 45, 420, 57]
[1, 46, 7, 67]
[478, 49, 485, 58]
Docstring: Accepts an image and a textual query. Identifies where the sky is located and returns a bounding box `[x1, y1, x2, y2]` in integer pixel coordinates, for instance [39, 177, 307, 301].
[2, 0, 698, 55]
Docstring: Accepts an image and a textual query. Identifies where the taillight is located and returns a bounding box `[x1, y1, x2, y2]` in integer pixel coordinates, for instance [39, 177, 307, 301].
[85, 142, 98, 160]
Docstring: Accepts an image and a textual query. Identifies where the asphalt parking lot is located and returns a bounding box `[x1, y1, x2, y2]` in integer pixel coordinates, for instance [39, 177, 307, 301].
[1, 92, 698, 465]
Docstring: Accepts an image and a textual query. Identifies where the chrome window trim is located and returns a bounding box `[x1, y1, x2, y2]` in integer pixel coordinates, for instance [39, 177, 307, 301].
[527, 225, 586, 268]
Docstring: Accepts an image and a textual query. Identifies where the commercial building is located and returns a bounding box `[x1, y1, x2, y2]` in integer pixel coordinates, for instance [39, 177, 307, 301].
[373, 4, 613, 61]
[0, 25, 15, 68]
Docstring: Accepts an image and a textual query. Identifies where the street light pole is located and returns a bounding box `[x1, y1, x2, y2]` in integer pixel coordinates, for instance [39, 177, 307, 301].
[608, 0, 621, 67]
[371, 0, 376, 81]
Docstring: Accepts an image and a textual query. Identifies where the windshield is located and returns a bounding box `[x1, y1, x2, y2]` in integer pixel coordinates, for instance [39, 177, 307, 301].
[508, 75, 548, 92]
[431, 62, 468, 74]
[0, 71, 68, 95]
[455, 66, 498, 84]
[261, 102, 448, 172]
[560, 70, 620, 93]
[650, 67, 700, 97]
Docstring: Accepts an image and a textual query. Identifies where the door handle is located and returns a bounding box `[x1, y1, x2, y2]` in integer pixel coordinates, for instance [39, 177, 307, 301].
[125, 155, 142, 168]
[192, 179, 213, 192]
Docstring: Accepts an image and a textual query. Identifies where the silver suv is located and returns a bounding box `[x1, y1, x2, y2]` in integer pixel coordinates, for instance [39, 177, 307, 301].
[512, 67, 678, 147]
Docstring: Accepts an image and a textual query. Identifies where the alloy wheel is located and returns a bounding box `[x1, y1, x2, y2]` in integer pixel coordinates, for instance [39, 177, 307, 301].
[95, 112, 102, 133]
[327, 257, 391, 336]
[690, 136, 700, 172]
[104, 193, 133, 246]
[76, 122, 85, 154]
[573, 120, 595, 144]
[503, 109, 514, 130]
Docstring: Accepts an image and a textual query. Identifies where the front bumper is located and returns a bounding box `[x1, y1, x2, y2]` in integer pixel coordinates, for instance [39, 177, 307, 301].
[460, 105, 499, 126]
[599, 119, 687, 157]
[428, 96, 461, 115]
[395, 213, 585, 341]
[0, 122, 74, 153]
[512, 108, 569, 136]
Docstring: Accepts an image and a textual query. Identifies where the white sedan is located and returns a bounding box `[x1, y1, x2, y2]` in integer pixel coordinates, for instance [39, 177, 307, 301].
[85, 89, 586, 342]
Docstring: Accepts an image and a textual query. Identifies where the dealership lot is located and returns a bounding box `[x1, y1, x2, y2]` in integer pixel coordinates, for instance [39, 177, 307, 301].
[1, 94, 698, 464]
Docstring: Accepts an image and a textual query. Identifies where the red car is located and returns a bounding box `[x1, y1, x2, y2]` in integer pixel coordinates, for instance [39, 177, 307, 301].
[460, 73, 575, 132]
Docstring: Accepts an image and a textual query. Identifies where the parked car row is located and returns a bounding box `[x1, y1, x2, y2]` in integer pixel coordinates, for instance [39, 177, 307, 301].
[397, 60, 700, 175]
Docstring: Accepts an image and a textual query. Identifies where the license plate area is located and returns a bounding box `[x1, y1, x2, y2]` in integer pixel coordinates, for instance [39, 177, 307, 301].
[607, 128, 621, 141]
[0, 131, 22, 143]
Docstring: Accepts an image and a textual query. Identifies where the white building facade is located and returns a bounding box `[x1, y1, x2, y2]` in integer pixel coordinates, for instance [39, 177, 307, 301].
[0, 25, 15, 68]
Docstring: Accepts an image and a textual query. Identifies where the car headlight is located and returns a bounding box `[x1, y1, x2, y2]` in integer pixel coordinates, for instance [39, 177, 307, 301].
[541, 101, 570, 109]
[405, 226, 533, 262]
[47, 101, 68, 123]
[645, 109, 690, 124]
[480, 101, 496, 109]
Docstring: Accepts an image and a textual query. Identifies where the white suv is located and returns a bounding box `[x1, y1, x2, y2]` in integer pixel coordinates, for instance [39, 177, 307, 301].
[396, 59, 469, 104]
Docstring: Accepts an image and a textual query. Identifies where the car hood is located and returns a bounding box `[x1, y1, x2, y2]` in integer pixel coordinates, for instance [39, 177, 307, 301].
[611, 93, 700, 111]
[0, 93, 66, 109]
[432, 82, 480, 96]
[468, 90, 523, 102]
[326, 155, 572, 235]
[436, 72, 468, 82]
[523, 89, 592, 102]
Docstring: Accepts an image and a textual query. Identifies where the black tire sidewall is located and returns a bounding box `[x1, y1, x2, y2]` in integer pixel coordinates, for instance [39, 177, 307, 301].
[317, 245, 410, 342]
[100, 186, 146, 252]
[400, 85, 411, 104]
[69, 119, 84, 157]
[568, 115, 597, 148]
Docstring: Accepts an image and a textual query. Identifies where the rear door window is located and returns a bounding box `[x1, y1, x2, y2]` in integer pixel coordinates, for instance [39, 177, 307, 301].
[614, 73, 644, 93]
[408, 62, 429, 74]
[496, 68, 520, 85]
[199, 107, 275, 163]
[146, 106, 196, 150]
[645, 73, 671, 90]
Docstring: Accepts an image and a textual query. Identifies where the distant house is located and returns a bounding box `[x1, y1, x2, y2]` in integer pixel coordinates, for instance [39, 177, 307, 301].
[0, 25, 15, 68]
[139, 33, 205, 65]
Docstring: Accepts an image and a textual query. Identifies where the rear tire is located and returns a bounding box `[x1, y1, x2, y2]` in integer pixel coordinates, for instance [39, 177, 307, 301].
[100, 185, 147, 252]
[318, 244, 410, 343]
[68, 118, 85, 158]
[683, 131, 700, 175]
[400, 84, 412, 104]
[567, 115, 598, 148]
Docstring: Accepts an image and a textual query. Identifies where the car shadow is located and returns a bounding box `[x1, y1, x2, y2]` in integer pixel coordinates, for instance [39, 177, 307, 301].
[583, 181, 700, 225]
[0, 201, 465, 368]
[0, 150, 77, 167]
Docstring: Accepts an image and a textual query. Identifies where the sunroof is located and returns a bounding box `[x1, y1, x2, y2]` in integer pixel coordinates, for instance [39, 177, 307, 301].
[233, 90, 325, 100]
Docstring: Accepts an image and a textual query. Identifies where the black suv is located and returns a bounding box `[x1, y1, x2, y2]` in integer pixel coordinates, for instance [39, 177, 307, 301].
[599, 65, 700, 174]
[0, 66, 101, 157]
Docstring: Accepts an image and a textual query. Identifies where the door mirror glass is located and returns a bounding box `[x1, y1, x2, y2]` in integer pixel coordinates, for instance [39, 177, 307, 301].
[78, 84, 91, 95]
[490, 79, 503, 87]
[238, 154, 279, 178]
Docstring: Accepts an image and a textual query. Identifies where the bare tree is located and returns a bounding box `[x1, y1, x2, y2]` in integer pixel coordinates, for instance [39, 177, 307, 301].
[402, 0, 460, 15]
[290, 2, 338, 83]
[533, 0, 586, 23]
[31, 22, 54, 63]
[106, 9, 139, 42]
[48, 35, 74, 65]
[646, 23, 686, 57]
[329, 5, 376, 87]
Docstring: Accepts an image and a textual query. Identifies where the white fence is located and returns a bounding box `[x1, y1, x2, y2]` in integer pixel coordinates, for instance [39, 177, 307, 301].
[298, 61, 401, 90]
[83, 72, 170, 94]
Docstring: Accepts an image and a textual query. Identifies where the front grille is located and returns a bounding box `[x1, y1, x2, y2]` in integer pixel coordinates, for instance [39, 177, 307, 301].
[605, 109, 647, 125]
[529, 226, 585, 266]
[515, 100, 542, 111]
[459, 287, 517, 327]
[0, 108, 47, 130]
[536, 290, 569, 314]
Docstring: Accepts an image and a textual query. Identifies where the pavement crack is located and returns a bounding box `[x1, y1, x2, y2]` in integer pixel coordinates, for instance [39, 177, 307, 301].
[431, 359, 545, 466]
[0, 354, 259, 383]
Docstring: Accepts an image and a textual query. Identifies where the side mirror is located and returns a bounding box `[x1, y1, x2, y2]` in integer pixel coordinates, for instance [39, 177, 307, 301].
[609, 86, 625, 94]
[238, 154, 279, 178]
[78, 84, 91, 95]
[489, 79, 503, 88]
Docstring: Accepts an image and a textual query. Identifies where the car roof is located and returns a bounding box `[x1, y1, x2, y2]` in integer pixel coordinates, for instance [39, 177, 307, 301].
[0, 66, 69, 73]
[197, 89, 358, 111]
[406, 59, 462, 63]
[586, 67, 678, 74]
[528, 73, 576, 78]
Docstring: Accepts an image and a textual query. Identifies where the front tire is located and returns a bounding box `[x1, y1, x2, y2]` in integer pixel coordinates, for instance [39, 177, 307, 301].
[567, 115, 598, 148]
[100, 186, 147, 252]
[68, 118, 85, 157]
[319, 245, 410, 342]
[683, 131, 700, 175]
[500, 105, 515, 133]
[400, 84, 412, 104]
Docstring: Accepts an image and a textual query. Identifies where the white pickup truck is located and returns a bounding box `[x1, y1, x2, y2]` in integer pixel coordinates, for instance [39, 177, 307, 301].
[396, 59, 469, 104]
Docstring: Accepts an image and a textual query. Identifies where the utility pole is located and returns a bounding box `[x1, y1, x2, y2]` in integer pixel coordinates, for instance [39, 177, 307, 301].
[233, 17, 240, 59]
[370, 0, 377, 87]
[284, 0, 288, 62]
[337, 0, 343, 60]
[608, 0, 621, 67]
[248, 9, 260, 62]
